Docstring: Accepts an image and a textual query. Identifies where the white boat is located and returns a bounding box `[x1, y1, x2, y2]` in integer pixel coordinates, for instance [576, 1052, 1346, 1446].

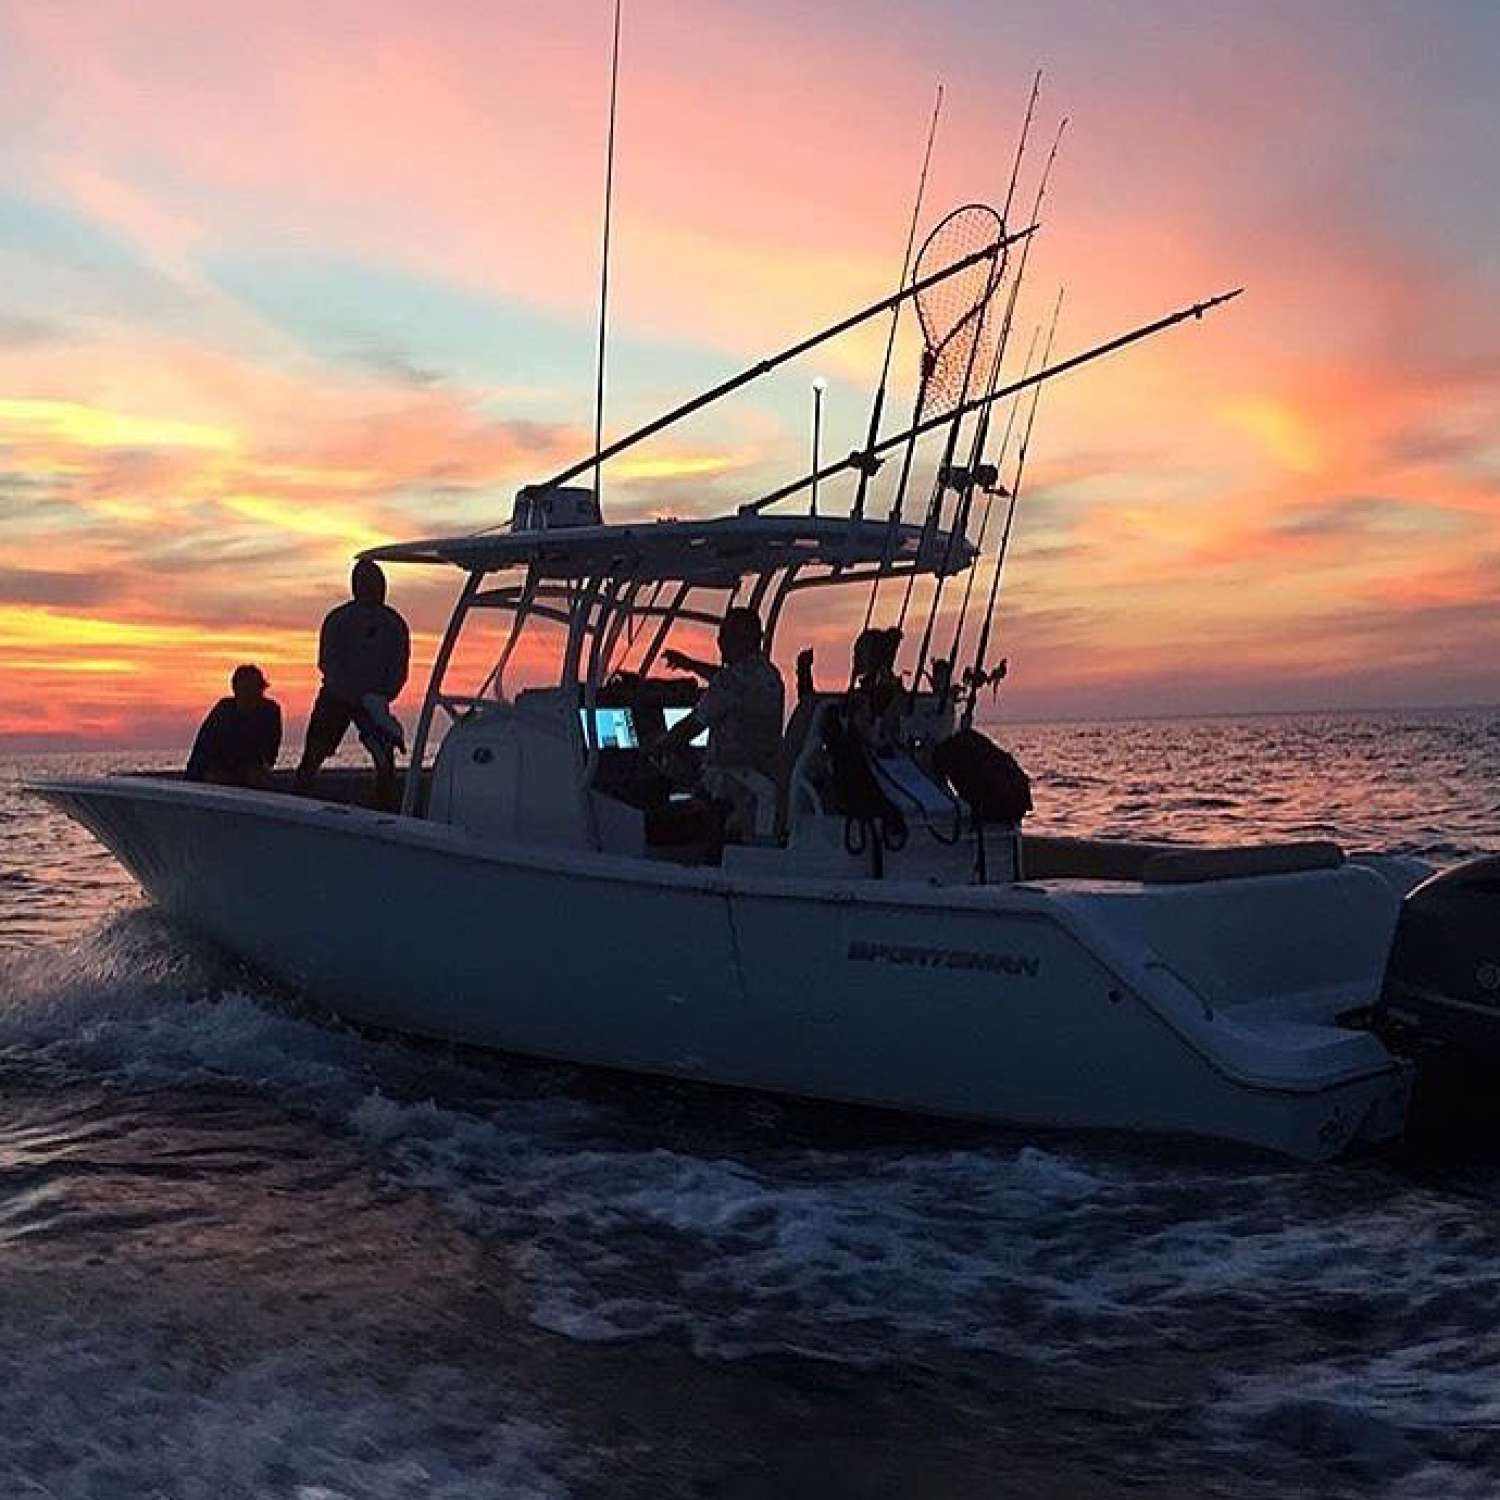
[35, 205, 1494, 1161]
[40, 490, 1443, 1160]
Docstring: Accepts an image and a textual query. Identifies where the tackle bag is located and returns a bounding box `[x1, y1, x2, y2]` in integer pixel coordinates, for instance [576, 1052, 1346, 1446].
[932, 728, 1032, 825]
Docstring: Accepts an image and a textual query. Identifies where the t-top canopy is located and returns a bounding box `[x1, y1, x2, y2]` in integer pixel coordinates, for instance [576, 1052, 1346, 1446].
[362, 513, 974, 586]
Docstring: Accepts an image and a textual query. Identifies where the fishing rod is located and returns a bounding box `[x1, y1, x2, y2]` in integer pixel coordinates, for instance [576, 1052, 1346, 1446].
[915, 114, 1067, 688]
[965, 114, 1065, 485]
[944, 328, 1039, 680]
[945, 324, 1038, 675]
[862, 202, 1010, 631]
[740, 286, 1244, 515]
[893, 240, 1005, 634]
[905, 97, 1058, 683]
[951, 102, 1060, 493]
[861, 78, 1042, 637]
[999, 72, 1040, 232]
[591, 0, 624, 517]
[852, 83, 945, 522]
[529, 224, 1036, 500]
[962, 286, 1065, 730]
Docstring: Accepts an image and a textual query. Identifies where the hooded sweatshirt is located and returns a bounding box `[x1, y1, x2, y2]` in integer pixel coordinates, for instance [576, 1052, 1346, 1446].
[318, 600, 410, 706]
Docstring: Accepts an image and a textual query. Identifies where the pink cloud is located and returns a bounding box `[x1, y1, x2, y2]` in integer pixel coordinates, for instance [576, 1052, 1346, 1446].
[2, 0, 1497, 732]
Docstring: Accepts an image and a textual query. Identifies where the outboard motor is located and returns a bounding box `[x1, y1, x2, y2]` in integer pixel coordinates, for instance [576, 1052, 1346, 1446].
[1380, 856, 1500, 1138]
[1382, 855, 1500, 1059]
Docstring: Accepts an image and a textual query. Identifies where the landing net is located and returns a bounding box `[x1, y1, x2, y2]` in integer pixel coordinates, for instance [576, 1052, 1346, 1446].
[913, 204, 1006, 418]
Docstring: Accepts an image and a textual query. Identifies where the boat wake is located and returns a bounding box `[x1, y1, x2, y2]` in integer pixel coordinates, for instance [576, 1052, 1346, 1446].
[0, 917, 582, 1499]
[5, 912, 1500, 1495]
[0, 1324, 570, 1500]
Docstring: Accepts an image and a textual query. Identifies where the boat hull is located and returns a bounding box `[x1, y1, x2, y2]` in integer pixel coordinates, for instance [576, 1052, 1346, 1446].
[36, 776, 1412, 1159]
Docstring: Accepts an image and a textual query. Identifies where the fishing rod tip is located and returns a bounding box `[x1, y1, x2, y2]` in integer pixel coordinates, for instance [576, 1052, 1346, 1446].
[1193, 287, 1245, 319]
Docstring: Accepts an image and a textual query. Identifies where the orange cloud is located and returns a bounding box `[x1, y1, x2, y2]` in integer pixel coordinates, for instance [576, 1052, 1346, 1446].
[0, 398, 237, 453]
[2, 1, 1497, 738]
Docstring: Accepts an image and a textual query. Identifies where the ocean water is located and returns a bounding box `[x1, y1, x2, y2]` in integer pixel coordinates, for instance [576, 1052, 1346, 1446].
[2, 708, 1499, 1499]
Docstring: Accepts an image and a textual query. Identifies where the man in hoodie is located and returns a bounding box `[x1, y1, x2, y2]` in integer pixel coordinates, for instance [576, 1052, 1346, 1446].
[295, 559, 410, 807]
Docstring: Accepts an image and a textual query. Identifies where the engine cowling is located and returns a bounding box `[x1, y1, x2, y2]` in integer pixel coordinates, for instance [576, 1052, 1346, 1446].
[1382, 855, 1500, 1060]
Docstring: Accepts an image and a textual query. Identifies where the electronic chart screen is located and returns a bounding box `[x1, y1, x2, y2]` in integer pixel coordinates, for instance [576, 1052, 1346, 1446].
[662, 708, 709, 747]
[580, 707, 638, 750]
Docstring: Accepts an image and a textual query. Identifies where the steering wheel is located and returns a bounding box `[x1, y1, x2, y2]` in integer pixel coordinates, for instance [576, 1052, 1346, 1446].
[647, 739, 702, 794]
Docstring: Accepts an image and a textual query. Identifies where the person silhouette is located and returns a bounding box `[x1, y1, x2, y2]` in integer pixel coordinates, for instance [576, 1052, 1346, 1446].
[295, 559, 410, 808]
[185, 665, 282, 788]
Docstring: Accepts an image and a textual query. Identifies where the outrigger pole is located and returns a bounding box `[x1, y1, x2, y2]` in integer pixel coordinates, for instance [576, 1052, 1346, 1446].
[531, 226, 1037, 497]
[739, 287, 1244, 515]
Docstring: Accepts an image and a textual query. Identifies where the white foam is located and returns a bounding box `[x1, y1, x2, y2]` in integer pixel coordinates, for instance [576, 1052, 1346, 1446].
[10, 916, 1500, 1492]
[1207, 1331, 1500, 1495]
[338, 1085, 1123, 1362]
[0, 1322, 573, 1499]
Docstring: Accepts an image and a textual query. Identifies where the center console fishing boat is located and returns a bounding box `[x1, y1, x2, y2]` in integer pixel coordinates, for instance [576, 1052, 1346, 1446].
[33, 193, 1497, 1160]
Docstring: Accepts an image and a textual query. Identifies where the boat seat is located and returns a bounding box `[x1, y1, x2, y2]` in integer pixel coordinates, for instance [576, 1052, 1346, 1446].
[775, 695, 838, 839]
[1023, 835, 1345, 883]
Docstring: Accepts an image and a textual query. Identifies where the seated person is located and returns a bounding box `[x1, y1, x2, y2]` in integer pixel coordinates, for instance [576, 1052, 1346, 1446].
[846, 626, 906, 752]
[185, 665, 282, 788]
[651, 607, 785, 841]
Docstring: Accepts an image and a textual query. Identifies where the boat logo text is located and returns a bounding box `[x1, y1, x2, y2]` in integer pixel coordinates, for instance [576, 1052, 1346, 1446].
[847, 939, 1040, 978]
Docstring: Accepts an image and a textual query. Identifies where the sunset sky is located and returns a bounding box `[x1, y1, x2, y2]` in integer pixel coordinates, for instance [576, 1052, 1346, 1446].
[1, 0, 1497, 747]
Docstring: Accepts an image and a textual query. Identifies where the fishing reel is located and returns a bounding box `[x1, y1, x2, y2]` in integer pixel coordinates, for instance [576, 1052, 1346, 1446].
[938, 462, 1010, 497]
[963, 658, 1008, 697]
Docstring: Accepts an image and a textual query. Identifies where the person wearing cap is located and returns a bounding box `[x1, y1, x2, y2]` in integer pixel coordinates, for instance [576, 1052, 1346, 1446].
[185, 664, 282, 788]
[295, 558, 411, 807]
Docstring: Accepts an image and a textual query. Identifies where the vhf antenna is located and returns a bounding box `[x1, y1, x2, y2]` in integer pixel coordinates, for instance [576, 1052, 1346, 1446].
[592, 0, 624, 519]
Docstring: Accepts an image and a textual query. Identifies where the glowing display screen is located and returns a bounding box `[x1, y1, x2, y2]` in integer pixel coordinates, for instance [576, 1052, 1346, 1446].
[662, 707, 709, 747]
[580, 707, 638, 750]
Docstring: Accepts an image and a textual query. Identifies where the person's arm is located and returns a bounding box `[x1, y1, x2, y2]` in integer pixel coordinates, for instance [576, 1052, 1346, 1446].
[185, 703, 226, 781]
[317, 610, 335, 679]
[184, 723, 210, 781]
[263, 701, 283, 769]
[654, 664, 732, 759]
[385, 613, 411, 700]
[662, 648, 718, 680]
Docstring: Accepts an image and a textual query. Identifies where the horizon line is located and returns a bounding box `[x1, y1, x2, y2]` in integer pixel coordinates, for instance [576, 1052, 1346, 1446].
[3, 698, 1496, 758]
